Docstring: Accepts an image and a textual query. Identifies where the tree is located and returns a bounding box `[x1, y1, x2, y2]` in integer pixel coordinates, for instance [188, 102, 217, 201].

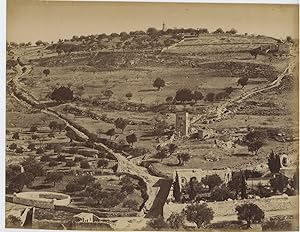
[250, 47, 261, 59]
[184, 203, 214, 229]
[12, 132, 19, 140]
[267, 150, 282, 173]
[168, 143, 178, 156]
[201, 174, 222, 191]
[80, 160, 90, 169]
[153, 119, 168, 136]
[45, 172, 64, 187]
[148, 215, 168, 230]
[225, 87, 234, 95]
[167, 212, 185, 230]
[97, 159, 108, 168]
[54, 144, 63, 155]
[236, 203, 264, 228]
[125, 92, 133, 100]
[173, 171, 181, 202]
[215, 92, 227, 101]
[22, 67, 27, 73]
[213, 28, 224, 34]
[175, 88, 193, 103]
[247, 141, 263, 155]
[43, 69, 50, 77]
[9, 143, 18, 150]
[211, 185, 234, 201]
[121, 183, 135, 194]
[114, 118, 127, 133]
[237, 77, 248, 88]
[228, 171, 247, 199]
[270, 174, 288, 193]
[193, 91, 204, 103]
[286, 36, 292, 43]
[103, 89, 113, 100]
[153, 78, 165, 91]
[146, 27, 158, 36]
[244, 130, 266, 144]
[21, 157, 44, 179]
[49, 160, 58, 167]
[35, 40, 44, 46]
[106, 128, 115, 140]
[49, 121, 58, 131]
[176, 153, 191, 166]
[29, 125, 38, 132]
[126, 133, 137, 147]
[165, 96, 173, 106]
[155, 147, 168, 162]
[66, 129, 77, 143]
[16, 147, 24, 154]
[65, 160, 76, 167]
[205, 92, 215, 102]
[50, 86, 74, 101]
[185, 178, 203, 200]
[228, 28, 237, 34]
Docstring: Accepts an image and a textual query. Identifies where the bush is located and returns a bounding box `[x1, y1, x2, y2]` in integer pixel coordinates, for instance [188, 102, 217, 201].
[40, 155, 51, 162]
[66, 182, 85, 192]
[48, 160, 58, 167]
[36, 147, 44, 154]
[9, 143, 18, 150]
[29, 125, 38, 132]
[50, 86, 74, 101]
[262, 216, 294, 231]
[65, 160, 76, 167]
[80, 160, 90, 169]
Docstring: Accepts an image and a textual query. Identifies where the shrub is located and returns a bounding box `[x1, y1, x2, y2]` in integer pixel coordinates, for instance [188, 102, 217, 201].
[80, 160, 90, 169]
[66, 182, 85, 192]
[36, 147, 44, 154]
[9, 143, 18, 150]
[15, 147, 24, 154]
[48, 160, 58, 167]
[65, 160, 76, 167]
[50, 86, 73, 101]
[29, 125, 38, 132]
[262, 216, 294, 231]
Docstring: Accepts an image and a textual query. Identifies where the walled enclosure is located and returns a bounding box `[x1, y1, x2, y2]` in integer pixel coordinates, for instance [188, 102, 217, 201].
[13, 192, 71, 209]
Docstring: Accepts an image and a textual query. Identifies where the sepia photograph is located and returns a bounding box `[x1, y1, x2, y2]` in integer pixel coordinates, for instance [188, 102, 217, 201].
[5, 0, 299, 231]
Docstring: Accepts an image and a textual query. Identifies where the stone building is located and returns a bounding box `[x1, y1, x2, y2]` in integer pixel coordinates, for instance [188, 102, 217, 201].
[172, 168, 232, 192]
[175, 112, 190, 136]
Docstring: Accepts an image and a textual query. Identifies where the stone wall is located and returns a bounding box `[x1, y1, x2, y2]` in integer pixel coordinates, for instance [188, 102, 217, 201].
[164, 196, 296, 219]
[13, 195, 54, 209]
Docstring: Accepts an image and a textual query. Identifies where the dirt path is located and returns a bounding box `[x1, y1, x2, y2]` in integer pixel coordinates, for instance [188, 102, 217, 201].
[191, 64, 291, 124]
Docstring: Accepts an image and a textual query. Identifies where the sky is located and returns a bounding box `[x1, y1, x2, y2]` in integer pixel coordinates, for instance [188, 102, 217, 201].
[7, 0, 299, 43]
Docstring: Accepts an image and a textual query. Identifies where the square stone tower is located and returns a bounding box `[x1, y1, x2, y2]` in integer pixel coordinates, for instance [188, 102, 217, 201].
[175, 112, 189, 136]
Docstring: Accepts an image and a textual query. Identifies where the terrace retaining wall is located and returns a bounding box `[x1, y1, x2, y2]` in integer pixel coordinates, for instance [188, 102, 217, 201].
[164, 196, 296, 219]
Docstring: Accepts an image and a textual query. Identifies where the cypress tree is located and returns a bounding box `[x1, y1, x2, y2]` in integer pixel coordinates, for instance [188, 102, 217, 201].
[240, 173, 247, 199]
[173, 171, 181, 202]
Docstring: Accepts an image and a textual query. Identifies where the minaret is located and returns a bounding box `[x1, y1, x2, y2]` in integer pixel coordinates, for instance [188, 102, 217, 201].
[162, 22, 166, 31]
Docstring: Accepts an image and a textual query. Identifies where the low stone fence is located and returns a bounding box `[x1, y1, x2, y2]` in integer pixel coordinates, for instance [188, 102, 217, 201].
[164, 196, 296, 219]
[55, 205, 139, 218]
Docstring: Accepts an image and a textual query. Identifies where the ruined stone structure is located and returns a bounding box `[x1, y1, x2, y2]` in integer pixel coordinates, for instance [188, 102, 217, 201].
[172, 168, 232, 192]
[175, 112, 190, 137]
